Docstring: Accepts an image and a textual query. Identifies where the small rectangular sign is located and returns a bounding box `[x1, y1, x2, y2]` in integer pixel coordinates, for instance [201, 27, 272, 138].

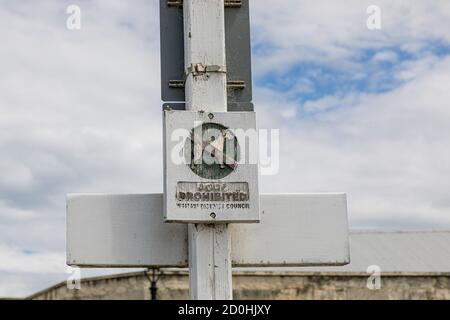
[66, 193, 350, 268]
[163, 110, 260, 223]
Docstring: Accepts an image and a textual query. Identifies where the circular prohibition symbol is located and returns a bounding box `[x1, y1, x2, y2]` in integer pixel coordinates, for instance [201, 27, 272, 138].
[184, 121, 240, 180]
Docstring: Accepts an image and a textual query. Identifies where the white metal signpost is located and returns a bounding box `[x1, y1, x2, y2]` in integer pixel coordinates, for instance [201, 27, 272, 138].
[67, 0, 350, 300]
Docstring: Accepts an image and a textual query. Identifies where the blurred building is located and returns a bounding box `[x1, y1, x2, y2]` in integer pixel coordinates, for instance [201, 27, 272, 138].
[28, 230, 450, 300]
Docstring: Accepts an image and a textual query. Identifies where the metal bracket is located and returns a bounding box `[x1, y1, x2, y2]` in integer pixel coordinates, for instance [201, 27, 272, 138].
[163, 102, 254, 112]
[171, 63, 244, 89]
[167, 0, 242, 8]
[185, 63, 227, 77]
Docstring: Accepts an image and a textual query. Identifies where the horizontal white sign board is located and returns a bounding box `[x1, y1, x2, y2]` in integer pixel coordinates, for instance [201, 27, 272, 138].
[67, 194, 349, 268]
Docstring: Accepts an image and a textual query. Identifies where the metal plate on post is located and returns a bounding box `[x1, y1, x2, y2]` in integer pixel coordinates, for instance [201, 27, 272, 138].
[66, 194, 188, 268]
[163, 110, 260, 223]
[66, 194, 350, 268]
[160, 0, 253, 104]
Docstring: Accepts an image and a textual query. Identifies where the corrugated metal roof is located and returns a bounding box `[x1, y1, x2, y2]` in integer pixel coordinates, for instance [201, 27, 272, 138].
[238, 230, 450, 273]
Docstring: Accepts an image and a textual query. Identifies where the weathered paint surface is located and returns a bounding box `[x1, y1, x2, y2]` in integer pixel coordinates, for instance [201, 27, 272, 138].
[66, 194, 188, 268]
[160, 0, 253, 104]
[66, 194, 350, 268]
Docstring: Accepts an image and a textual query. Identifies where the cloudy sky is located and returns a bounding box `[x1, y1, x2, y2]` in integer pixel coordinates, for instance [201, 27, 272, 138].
[1, 0, 450, 297]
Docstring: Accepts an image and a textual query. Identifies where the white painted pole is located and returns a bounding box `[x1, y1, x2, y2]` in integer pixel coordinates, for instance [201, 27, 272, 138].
[183, 0, 232, 300]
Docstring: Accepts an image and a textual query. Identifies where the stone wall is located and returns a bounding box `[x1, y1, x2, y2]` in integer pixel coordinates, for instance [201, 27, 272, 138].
[30, 272, 450, 300]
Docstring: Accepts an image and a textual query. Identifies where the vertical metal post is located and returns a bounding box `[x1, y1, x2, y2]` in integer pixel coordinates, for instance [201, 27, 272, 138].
[183, 0, 233, 300]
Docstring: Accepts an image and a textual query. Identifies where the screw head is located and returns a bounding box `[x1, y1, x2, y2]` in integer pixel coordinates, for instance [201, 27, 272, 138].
[208, 113, 214, 120]
[210, 213, 216, 219]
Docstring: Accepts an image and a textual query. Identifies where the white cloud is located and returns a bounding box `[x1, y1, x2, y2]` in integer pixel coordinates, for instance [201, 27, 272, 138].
[0, 274, 43, 298]
[0, 0, 162, 297]
[302, 92, 361, 113]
